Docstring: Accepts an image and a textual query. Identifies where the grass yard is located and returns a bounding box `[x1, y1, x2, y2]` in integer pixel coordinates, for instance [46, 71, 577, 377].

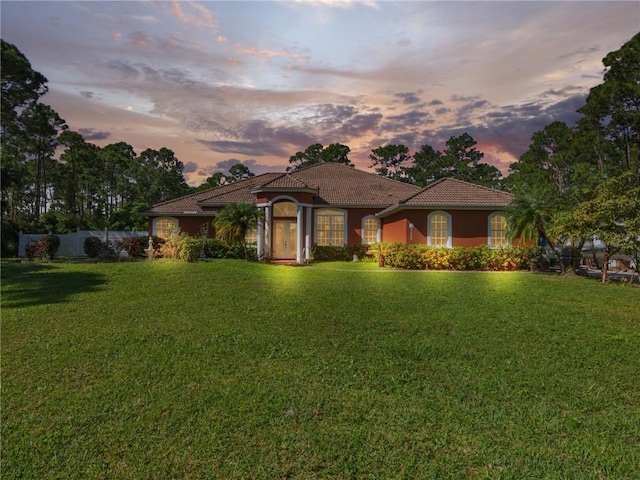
[2, 259, 639, 479]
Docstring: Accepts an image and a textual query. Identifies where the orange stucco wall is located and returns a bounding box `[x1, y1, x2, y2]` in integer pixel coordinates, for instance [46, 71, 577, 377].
[148, 208, 507, 248]
[345, 208, 381, 244]
[381, 213, 409, 243]
[382, 209, 504, 247]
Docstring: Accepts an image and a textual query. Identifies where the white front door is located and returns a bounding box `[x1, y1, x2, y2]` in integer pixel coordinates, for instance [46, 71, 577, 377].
[273, 220, 297, 259]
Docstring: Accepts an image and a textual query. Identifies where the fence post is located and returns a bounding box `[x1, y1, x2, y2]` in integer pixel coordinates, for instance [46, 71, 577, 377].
[18, 231, 23, 257]
[76, 227, 80, 256]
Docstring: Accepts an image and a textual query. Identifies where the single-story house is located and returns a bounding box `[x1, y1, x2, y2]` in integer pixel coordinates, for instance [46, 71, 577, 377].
[142, 162, 515, 263]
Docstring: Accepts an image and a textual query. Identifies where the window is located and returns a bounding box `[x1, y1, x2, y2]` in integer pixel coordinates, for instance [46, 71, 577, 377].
[489, 213, 508, 247]
[362, 216, 380, 244]
[273, 201, 297, 217]
[245, 225, 257, 245]
[316, 209, 346, 246]
[427, 211, 451, 247]
[153, 217, 179, 239]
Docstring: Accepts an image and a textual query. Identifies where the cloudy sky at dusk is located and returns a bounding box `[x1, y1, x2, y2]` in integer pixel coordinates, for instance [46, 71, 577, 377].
[2, 1, 638, 186]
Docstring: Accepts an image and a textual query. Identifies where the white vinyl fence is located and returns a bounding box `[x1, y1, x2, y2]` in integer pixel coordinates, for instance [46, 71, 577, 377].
[18, 229, 146, 257]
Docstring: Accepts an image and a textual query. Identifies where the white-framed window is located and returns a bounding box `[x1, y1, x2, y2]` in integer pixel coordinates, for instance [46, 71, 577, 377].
[427, 211, 451, 247]
[245, 225, 257, 245]
[153, 217, 179, 239]
[488, 212, 508, 247]
[361, 216, 380, 244]
[315, 209, 346, 246]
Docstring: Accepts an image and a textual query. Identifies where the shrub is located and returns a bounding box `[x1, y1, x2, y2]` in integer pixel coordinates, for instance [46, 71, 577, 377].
[106, 240, 124, 258]
[37, 235, 60, 260]
[84, 237, 104, 258]
[373, 243, 541, 271]
[157, 234, 182, 259]
[179, 236, 202, 262]
[203, 239, 227, 259]
[224, 244, 245, 259]
[25, 240, 38, 261]
[121, 236, 146, 257]
[367, 242, 392, 267]
[393, 243, 426, 269]
[313, 245, 351, 262]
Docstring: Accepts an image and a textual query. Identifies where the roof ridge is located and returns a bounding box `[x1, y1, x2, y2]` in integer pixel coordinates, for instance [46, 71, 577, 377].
[259, 172, 316, 189]
[397, 178, 447, 204]
[440, 177, 514, 196]
[197, 173, 280, 202]
[291, 162, 422, 189]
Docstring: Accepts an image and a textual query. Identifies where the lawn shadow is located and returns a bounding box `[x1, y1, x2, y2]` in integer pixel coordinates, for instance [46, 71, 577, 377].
[1, 262, 107, 308]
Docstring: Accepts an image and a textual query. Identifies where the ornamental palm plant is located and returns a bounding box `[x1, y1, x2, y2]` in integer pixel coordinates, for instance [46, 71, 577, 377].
[506, 186, 564, 271]
[214, 202, 264, 260]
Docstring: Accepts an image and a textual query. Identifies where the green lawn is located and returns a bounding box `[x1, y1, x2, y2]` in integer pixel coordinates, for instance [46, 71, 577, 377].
[2, 260, 639, 479]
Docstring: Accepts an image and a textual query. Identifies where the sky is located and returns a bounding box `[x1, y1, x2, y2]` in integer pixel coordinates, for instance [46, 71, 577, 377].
[2, 1, 638, 186]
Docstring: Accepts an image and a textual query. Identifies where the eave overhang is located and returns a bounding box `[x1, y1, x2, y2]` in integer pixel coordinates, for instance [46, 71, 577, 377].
[376, 204, 511, 218]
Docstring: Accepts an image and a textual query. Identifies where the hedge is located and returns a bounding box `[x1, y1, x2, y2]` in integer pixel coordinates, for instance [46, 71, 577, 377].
[367, 242, 541, 271]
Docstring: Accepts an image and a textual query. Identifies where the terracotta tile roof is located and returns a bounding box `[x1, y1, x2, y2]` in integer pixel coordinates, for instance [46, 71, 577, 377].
[378, 178, 514, 216]
[404, 178, 514, 206]
[142, 173, 281, 214]
[143, 164, 511, 216]
[253, 173, 318, 191]
[288, 163, 420, 206]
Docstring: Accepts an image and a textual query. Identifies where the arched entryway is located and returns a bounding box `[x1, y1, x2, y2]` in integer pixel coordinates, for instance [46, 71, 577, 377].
[272, 200, 298, 259]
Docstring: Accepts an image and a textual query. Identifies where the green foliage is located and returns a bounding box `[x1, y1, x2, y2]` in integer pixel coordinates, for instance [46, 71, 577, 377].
[157, 233, 182, 259]
[202, 238, 228, 258]
[384, 133, 503, 188]
[579, 32, 640, 185]
[286, 143, 353, 172]
[214, 202, 264, 260]
[1, 39, 48, 121]
[312, 244, 369, 262]
[83, 237, 103, 258]
[557, 176, 640, 282]
[120, 236, 152, 258]
[369, 144, 410, 180]
[367, 242, 540, 271]
[140, 234, 252, 262]
[313, 245, 350, 261]
[178, 235, 202, 262]
[26, 234, 60, 261]
[226, 163, 255, 182]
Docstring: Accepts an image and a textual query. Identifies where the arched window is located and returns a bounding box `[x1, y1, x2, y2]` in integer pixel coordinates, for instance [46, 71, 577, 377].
[273, 201, 297, 217]
[153, 217, 179, 239]
[361, 216, 380, 244]
[488, 212, 508, 247]
[427, 211, 451, 247]
[316, 209, 346, 246]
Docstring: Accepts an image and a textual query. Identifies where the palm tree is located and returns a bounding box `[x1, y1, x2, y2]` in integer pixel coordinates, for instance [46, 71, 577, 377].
[214, 202, 264, 260]
[506, 186, 565, 271]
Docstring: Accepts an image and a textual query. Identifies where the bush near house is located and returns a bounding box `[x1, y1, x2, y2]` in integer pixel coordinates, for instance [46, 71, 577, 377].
[83, 237, 125, 259]
[312, 244, 370, 262]
[151, 235, 248, 262]
[368, 242, 540, 271]
[83, 237, 104, 258]
[25, 234, 61, 261]
[120, 236, 164, 258]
